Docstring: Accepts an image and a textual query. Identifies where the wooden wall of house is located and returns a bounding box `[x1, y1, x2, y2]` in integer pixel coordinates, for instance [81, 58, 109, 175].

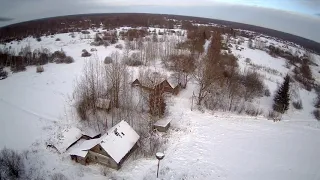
[87, 151, 119, 170]
[71, 155, 87, 165]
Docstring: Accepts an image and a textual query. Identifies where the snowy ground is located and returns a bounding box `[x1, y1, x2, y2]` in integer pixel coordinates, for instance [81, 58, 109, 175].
[1, 28, 320, 179]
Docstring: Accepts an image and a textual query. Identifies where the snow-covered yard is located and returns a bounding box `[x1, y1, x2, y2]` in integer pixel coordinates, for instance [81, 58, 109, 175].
[1, 27, 320, 179]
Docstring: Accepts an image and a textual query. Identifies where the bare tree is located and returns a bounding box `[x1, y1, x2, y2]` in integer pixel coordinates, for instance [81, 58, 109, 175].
[0, 148, 25, 180]
[105, 52, 127, 109]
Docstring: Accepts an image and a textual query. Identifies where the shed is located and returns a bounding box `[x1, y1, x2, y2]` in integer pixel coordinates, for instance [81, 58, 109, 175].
[153, 119, 171, 132]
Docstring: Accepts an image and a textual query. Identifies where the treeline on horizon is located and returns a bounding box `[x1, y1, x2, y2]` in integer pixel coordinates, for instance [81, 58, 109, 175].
[0, 13, 319, 54]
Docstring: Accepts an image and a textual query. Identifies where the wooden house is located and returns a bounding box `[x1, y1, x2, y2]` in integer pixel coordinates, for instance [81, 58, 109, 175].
[155, 80, 173, 94]
[69, 121, 140, 170]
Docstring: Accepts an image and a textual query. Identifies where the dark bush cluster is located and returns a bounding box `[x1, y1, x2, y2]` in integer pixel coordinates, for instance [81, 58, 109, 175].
[81, 49, 91, 57]
[0, 148, 25, 180]
[292, 100, 303, 110]
[0, 67, 8, 80]
[104, 56, 112, 64]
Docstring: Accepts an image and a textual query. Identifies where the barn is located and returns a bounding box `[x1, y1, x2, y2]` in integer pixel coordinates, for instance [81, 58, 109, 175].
[69, 120, 140, 170]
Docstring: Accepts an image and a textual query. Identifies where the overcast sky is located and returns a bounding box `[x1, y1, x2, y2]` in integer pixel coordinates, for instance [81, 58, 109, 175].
[0, 0, 319, 42]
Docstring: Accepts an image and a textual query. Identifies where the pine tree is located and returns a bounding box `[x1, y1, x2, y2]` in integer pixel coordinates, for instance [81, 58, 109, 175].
[273, 75, 290, 113]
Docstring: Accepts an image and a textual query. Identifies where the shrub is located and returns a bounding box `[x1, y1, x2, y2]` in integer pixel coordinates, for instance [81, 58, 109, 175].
[36, 37, 41, 42]
[90, 48, 97, 52]
[245, 58, 251, 64]
[104, 56, 113, 64]
[36, 66, 44, 73]
[264, 89, 271, 97]
[103, 41, 110, 47]
[125, 53, 143, 66]
[313, 109, 320, 121]
[81, 49, 91, 57]
[268, 111, 281, 121]
[55, 38, 61, 41]
[0, 67, 8, 80]
[81, 30, 90, 34]
[51, 173, 68, 180]
[244, 107, 263, 116]
[292, 100, 303, 110]
[52, 50, 66, 59]
[64, 56, 74, 64]
[115, 44, 123, 49]
[0, 148, 25, 180]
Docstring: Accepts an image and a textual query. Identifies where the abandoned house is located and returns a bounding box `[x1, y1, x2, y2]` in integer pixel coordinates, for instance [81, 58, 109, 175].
[69, 120, 140, 170]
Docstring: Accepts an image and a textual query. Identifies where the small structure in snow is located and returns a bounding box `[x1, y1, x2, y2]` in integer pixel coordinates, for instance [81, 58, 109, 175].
[153, 119, 171, 132]
[96, 98, 111, 111]
[131, 79, 141, 87]
[69, 120, 140, 170]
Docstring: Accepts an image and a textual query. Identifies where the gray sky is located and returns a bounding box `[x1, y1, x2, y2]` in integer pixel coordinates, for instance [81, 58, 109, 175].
[0, 0, 320, 42]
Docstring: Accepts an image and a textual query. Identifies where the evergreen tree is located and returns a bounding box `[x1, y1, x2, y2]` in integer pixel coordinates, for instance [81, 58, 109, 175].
[273, 75, 290, 113]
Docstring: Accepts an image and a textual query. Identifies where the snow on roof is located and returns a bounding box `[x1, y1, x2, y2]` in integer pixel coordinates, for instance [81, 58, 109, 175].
[54, 127, 83, 153]
[96, 98, 110, 109]
[82, 129, 101, 138]
[68, 138, 100, 158]
[154, 119, 171, 127]
[99, 120, 140, 164]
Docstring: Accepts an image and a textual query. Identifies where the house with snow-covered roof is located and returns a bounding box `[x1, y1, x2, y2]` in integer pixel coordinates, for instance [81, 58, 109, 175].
[69, 120, 140, 170]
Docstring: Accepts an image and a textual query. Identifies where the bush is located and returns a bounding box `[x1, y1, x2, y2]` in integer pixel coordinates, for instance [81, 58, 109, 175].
[292, 100, 303, 110]
[268, 111, 281, 121]
[125, 53, 143, 66]
[104, 56, 113, 64]
[0, 67, 8, 80]
[64, 56, 74, 64]
[115, 44, 123, 49]
[313, 109, 320, 121]
[244, 107, 263, 116]
[264, 89, 271, 97]
[51, 173, 68, 180]
[81, 30, 90, 34]
[36, 37, 41, 42]
[81, 49, 91, 57]
[0, 148, 25, 180]
[90, 48, 97, 52]
[55, 38, 61, 41]
[36, 66, 44, 73]
[52, 50, 66, 59]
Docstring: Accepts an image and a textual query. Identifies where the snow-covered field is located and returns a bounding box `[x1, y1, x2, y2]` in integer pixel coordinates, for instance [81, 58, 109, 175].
[1, 28, 320, 179]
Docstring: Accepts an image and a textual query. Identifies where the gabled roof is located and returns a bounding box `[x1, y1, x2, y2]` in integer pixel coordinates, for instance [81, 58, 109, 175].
[68, 121, 140, 164]
[68, 138, 101, 157]
[132, 79, 141, 85]
[54, 127, 83, 153]
[99, 120, 140, 163]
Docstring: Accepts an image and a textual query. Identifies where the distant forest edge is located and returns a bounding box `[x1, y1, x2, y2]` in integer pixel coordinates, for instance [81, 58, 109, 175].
[0, 13, 319, 54]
